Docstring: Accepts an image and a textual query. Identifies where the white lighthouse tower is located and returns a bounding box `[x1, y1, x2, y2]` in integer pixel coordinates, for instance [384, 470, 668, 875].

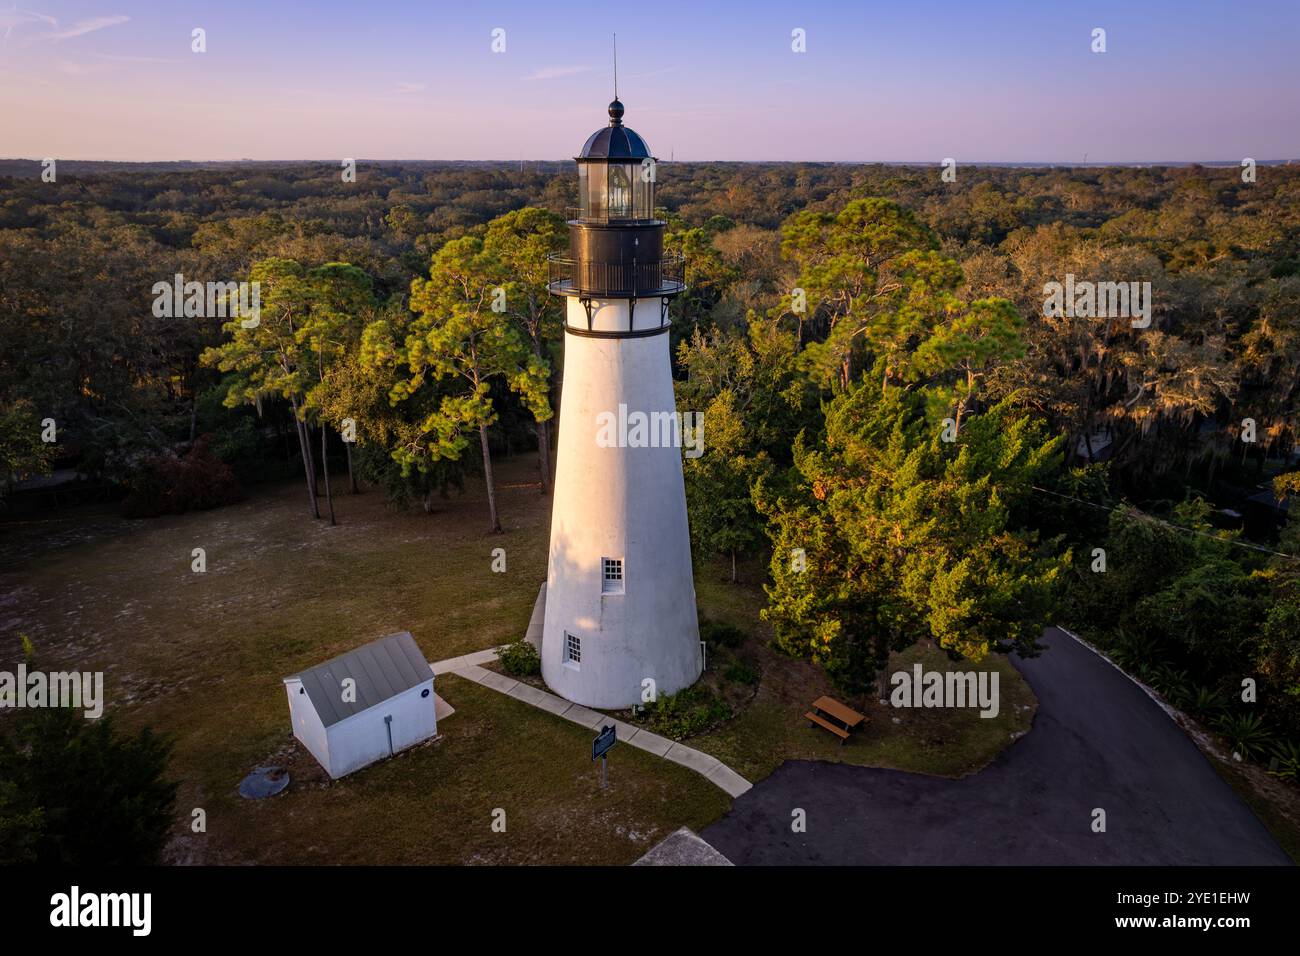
[541, 97, 701, 709]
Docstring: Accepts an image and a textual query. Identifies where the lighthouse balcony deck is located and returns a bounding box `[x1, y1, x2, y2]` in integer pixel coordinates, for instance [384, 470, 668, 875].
[547, 254, 685, 299]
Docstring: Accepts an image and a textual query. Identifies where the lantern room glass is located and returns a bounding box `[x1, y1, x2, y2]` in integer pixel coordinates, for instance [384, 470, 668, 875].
[579, 161, 655, 221]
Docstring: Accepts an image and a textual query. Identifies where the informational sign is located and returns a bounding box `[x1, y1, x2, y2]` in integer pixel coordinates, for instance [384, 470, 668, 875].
[592, 724, 617, 761]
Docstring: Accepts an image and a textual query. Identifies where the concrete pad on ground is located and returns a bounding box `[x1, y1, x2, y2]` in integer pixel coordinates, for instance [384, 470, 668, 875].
[462, 648, 500, 667]
[433, 693, 455, 722]
[524, 582, 546, 649]
[634, 827, 733, 866]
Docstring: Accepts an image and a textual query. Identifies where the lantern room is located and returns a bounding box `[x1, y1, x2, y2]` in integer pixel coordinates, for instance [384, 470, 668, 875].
[575, 99, 655, 221]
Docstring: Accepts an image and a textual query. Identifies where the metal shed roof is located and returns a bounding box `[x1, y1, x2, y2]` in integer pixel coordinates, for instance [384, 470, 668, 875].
[285, 632, 432, 728]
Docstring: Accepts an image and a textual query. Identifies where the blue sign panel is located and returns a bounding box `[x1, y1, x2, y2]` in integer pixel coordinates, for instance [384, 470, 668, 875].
[592, 724, 617, 761]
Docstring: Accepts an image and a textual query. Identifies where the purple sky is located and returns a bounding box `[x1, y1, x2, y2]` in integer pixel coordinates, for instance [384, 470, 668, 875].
[2, 0, 1298, 162]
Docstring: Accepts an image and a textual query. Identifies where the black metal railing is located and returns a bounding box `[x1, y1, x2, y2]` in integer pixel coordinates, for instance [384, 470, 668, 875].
[547, 255, 686, 297]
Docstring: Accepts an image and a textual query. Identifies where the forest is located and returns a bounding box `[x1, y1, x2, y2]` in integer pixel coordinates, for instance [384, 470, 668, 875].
[2, 156, 1298, 779]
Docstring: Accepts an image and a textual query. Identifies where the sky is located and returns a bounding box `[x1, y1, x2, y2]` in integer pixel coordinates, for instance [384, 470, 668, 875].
[1, 0, 1298, 163]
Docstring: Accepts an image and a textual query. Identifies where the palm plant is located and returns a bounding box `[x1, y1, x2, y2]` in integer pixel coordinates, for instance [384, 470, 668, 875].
[1151, 664, 1192, 701]
[1268, 740, 1300, 781]
[1188, 685, 1226, 716]
[1214, 712, 1273, 761]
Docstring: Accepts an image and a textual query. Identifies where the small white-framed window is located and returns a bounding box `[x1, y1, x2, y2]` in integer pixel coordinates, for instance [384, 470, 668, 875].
[602, 557, 624, 594]
[564, 631, 581, 667]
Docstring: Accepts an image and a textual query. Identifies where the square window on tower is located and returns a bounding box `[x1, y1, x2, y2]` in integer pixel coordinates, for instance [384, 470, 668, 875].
[602, 557, 624, 594]
[564, 632, 581, 667]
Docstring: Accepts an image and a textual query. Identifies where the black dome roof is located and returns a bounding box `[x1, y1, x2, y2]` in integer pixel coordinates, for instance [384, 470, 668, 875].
[578, 100, 653, 160]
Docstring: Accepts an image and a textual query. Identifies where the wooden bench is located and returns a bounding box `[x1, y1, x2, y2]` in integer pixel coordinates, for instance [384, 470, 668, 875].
[805, 695, 867, 745]
[805, 710, 851, 744]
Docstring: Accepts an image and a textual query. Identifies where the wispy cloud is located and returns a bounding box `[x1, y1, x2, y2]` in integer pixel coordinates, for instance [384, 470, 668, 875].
[49, 15, 130, 42]
[0, 7, 57, 46]
[390, 81, 425, 95]
[524, 65, 593, 81]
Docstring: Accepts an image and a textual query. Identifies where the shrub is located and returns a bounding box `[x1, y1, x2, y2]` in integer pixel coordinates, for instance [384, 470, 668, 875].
[0, 705, 177, 865]
[724, 660, 759, 685]
[1215, 712, 1273, 761]
[498, 640, 540, 677]
[1103, 629, 1168, 673]
[120, 435, 242, 518]
[646, 684, 733, 739]
[1268, 740, 1300, 781]
[1151, 665, 1191, 702]
[1188, 685, 1226, 716]
[699, 617, 746, 649]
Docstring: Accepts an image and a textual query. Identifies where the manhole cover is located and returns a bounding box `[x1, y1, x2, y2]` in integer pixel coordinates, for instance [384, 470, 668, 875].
[238, 766, 290, 799]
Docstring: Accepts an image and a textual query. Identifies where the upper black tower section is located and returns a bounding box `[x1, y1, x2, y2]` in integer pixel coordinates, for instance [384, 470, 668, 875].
[548, 99, 684, 316]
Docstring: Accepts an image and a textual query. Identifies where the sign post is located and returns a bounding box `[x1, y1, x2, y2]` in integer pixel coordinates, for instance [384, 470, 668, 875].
[592, 724, 617, 790]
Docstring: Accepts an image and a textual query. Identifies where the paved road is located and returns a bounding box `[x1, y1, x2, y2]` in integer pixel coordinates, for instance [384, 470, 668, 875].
[702, 628, 1292, 865]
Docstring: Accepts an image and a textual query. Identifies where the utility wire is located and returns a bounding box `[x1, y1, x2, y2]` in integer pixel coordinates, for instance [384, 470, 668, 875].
[1030, 484, 1299, 562]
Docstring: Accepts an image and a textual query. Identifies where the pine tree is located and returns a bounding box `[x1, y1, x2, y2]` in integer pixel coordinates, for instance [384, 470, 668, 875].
[759, 384, 1068, 693]
[396, 236, 551, 533]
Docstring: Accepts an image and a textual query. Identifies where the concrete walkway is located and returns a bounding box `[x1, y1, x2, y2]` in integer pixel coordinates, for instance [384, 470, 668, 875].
[428, 648, 753, 799]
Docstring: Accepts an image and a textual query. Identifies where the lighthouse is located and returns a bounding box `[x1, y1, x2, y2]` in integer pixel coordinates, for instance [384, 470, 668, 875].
[541, 97, 701, 709]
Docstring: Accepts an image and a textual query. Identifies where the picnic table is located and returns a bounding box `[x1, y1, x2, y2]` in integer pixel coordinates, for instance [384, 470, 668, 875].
[805, 695, 867, 745]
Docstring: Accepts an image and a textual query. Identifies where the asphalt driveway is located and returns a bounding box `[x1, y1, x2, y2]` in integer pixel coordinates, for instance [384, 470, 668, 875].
[701, 627, 1291, 865]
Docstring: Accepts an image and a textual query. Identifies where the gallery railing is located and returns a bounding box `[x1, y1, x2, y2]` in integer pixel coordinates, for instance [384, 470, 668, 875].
[564, 206, 659, 224]
[547, 255, 686, 298]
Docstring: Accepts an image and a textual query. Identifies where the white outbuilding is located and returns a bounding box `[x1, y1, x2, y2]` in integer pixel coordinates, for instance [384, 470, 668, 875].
[283, 631, 438, 779]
